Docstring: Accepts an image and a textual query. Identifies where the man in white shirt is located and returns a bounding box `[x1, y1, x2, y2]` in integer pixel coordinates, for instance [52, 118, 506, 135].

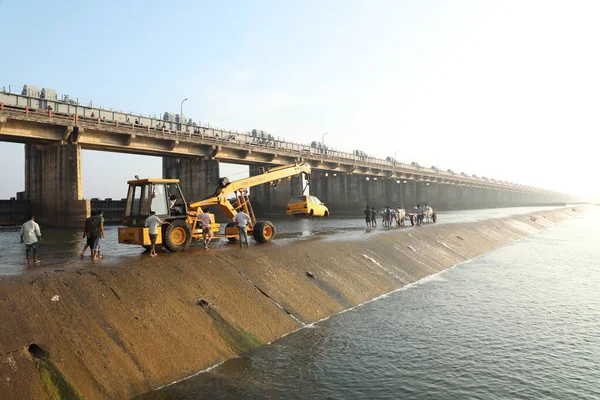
[199, 209, 213, 251]
[145, 211, 163, 257]
[20, 215, 42, 264]
[232, 211, 251, 247]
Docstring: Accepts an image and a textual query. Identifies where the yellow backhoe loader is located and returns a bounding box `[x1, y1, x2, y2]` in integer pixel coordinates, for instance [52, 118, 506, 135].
[118, 162, 311, 251]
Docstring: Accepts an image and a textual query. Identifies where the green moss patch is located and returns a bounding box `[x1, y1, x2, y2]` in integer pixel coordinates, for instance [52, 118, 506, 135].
[205, 307, 263, 354]
[34, 357, 85, 400]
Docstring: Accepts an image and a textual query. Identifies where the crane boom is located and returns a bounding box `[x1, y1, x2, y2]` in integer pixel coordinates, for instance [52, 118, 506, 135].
[188, 162, 311, 210]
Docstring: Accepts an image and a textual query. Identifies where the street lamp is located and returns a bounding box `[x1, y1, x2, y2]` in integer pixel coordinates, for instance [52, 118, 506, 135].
[322, 132, 328, 145]
[180, 98, 188, 129]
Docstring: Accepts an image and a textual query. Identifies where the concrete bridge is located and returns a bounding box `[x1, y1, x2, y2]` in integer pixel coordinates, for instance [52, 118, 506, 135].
[0, 88, 571, 226]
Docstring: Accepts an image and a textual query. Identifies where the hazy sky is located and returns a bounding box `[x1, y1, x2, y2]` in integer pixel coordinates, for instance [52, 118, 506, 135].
[0, 0, 598, 199]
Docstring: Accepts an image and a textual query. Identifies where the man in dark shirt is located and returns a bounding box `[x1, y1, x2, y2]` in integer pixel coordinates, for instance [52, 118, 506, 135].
[371, 207, 377, 227]
[364, 206, 372, 230]
[80, 211, 96, 258]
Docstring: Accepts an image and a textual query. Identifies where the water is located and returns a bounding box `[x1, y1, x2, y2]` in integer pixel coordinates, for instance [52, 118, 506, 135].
[138, 206, 600, 400]
[0, 205, 569, 276]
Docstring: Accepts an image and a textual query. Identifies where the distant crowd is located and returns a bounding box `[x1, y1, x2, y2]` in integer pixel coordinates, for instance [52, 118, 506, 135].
[363, 204, 432, 231]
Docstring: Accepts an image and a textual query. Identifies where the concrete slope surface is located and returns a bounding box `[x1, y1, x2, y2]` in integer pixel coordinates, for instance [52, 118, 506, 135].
[0, 207, 583, 400]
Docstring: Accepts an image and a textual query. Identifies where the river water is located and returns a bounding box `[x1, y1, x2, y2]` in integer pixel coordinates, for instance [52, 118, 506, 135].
[0, 205, 568, 276]
[136, 206, 600, 399]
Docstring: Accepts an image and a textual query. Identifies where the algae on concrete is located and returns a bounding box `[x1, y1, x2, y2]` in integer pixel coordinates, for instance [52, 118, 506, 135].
[35, 358, 85, 400]
[205, 307, 264, 355]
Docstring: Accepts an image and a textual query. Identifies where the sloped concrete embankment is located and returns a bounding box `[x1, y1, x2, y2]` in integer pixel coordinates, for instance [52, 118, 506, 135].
[0, 207, 581, 399]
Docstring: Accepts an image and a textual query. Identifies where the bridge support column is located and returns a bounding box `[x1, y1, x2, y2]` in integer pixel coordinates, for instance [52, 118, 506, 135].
[249, 164, 304, 218]
[416, 182, 428, 205]
[420, 183, 440, 208]
[162, 157, 220, 202]
[438, 184, 459, 210]
[309, 172, 370, 216]
[384, 179, 403, 208]
[25, 143, 89, 227]
[367, 178, 386, 209]
[403, 181, 418, 208]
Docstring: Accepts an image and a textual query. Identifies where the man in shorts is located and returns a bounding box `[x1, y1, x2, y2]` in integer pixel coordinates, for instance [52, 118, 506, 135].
[145, 211, 163, 257]
[80, 211, 97, 258]
[199, 209, 213, 251]
[90, 209, 105, 261]
[20, 215, 42, 264]
[364, 205, 372, 230]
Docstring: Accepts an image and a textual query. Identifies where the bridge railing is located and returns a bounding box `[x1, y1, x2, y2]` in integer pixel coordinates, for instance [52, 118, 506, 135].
[1, 88, 537, 192]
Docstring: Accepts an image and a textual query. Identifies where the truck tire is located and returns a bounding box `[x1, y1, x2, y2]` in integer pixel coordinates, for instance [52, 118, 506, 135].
[253, 221, 275, 243]
[163, 219, 192, 252]
[226, 222, 238, 242]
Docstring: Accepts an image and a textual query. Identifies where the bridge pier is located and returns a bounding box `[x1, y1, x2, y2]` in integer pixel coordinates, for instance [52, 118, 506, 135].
[249, 164, 304, 218]
[437, 184, 457, 209]
[419, 183, 440, 207]
[162, 157, 220, 202]
[384, 179, 403, 209]
[25, 143, 89, 227]
[402, 182, 418, 209]
[309, 172, 368, 215]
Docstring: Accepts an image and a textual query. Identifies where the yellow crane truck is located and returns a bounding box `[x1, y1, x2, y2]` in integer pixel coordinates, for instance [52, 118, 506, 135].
[118, 162, 311, 251]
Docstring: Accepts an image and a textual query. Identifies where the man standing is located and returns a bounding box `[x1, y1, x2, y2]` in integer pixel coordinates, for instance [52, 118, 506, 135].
[232, 211, 251, 247]
[145, 211, 163, 257]
[90, 209, 105, 261]
[199, 208, 213, 251]
[364, 205, 372, 230]
[371, 206, 377, 228]
[385, 206, 392, 228]
[80, 211, 95, 258]
[20, 215, 42, 264]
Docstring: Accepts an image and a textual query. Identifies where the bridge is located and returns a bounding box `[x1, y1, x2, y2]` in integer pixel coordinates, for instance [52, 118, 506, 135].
[0, 86, 570, 226]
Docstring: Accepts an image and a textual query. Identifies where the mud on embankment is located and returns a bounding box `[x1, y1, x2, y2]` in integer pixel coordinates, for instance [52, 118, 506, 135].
[0, 207, 583, 399]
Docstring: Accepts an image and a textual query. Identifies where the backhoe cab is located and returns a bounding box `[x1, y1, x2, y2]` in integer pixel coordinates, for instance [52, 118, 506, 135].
[118, 162, 311, 252]
[118, 178, 206, 252]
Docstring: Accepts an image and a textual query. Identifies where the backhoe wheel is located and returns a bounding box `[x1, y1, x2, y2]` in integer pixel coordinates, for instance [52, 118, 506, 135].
[253, 221, 275, 243]
[225, 222, 238, 242]
[163, 219, 192, 252]
[432, 212, 437, 223]
[410, 215, 417, 226]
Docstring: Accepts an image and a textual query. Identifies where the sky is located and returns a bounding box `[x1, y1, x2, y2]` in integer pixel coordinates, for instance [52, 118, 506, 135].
[0, 0, 598, 200]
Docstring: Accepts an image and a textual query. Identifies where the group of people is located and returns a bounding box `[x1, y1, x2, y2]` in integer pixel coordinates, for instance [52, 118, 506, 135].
[143, 208, 253, 256]
[413, 203, 433, 225]
[364, 205, 406, 230]
[363, 203, 432, 230]
[19, 210, 105, 265]
[20, 207, 253, 264]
